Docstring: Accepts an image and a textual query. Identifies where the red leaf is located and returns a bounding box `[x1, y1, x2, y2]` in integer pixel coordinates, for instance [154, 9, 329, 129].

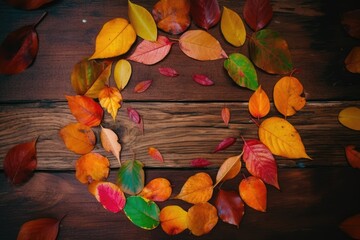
[215, 189, 244, 227]
[148, 147, 164, 162]
[193, 74, 214, 86]
[190, 0, 221, 30]
[134, 80, 153, 93]
[243, 139, 279, 189]
[3, 139, 37, 185]
[17, 218, 60, 240]
[5, 0, 53, 10]
[243, 0, 273, 32]
[158, 67, 179, 77]
[345, 145, 360, 169]
[221, 107, 230, 126]
[190, 158, 212, 167]
[127, 107, 141, 124]
[213, 137, 236, 153]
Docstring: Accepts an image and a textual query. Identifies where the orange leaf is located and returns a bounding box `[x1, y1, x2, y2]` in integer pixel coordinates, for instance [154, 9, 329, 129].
[345, 145, 360, 169]
[75, 153, 110, 184]
[221, 107, 230, 126]
[187, 202, 218, 236]
[148, 147, 164, 162]
[215, 154, 242, 187]
[17, 218, 60, 240]
[159, 205, 188, 235]
[134, 80, 153, 93]
[345, 46, 360, 73]
[139, 178, 172, 202]
[248, 85, 270, 119]
[239, 176, 267, 212]
[100, 126, 122, 166]
[98, 86, 123, 120]
[59, 123, 95, 155]
[66, 95, 103, 127]
[340, 213, 360, 239]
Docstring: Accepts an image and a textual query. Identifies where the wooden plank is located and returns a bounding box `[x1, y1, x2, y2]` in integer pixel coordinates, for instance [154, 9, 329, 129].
[1, 168, 359, 239]
[0, 0, 359, 102]
[1, 101, 359, 170]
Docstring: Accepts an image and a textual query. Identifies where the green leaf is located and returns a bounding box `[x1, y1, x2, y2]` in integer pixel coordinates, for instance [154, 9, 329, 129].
[117, 160, 144, 195]
[249, 29, 293, 74]
[124, 196, 160, 230]
[224, 53, 258, 90]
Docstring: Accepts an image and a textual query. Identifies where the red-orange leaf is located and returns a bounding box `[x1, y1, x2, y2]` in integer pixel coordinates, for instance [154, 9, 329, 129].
[139, 178, 172, 202]
[158, 67, 179, 77]
[213, 137, 236, 153]
[66, 95, 103, 127]
[221, 107, 230, 126]
[215, 189, 244, 227]
[190, 158, 212, 167]
[134, 80, 153, 93]
[248, 85, 270, 119]
[3, 139, 37, 185]
[17, 218, 60, 240]
[340, 214, 360, 239]
[5, 0, 53, 10]
[148, 147, 164, 162]
[239, 176, 267, 212]
[345, 145, 360, 169]
[193, 74, 214, 86]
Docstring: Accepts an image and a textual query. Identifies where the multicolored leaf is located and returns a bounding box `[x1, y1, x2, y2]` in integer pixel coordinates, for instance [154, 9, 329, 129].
[243, 0, 273, 31]
[345, 145, 360, 169]
[5, 0, 54, 10]
[190, 158, 212, 167]
[159, 205, 188, 235]
[158, 67, 179, 77]
[345, 46, 360, 73]
[117, 159, 144, 195]
[187, 202, 218, 236]
[148, 147, 164, 162]
[221, 107, 230, 126]
[100, 126, 121, 166]
[338, 107, 360, 131]
[339, 214, 360, 239]
[59, 123, 95, 155]
[139, 178, 172, 202]
[248, 85, 270, 119]
[114, 59, 132, 91]
[239, 176, 267, 212]
[75, 153, 110, 184]
[190, 0, 221, 30]
[128, 0, 157, 41]
[17, 218, 60, 240]
[221, 6, 246, 47]
[98, 86, 123, 120]
[213, 137, 236, 153]
[134, 80, 153, 93]
[66, 95, 103, 127]
[215, 189, 244, 227]
[192, 74, 214, 86]
[215, 154, 242, 186]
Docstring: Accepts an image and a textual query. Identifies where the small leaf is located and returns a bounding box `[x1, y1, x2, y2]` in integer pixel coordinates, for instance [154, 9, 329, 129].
[127, 107, 141, 124]
[98, 86, 123, 120]
[100, 126, 121, 166]
[345, 145, 360, 169]
[17, 218, 60, 240]
[221, 6, 246, 47]
[243, 0, 273, 31]
[6, 0, 53, 10]
[338, 107, 360, 131]
[159, 205, 188, 235]
[175, 172, 213, 204]
[66, 95, 103, 127]
[221, 107, 230, 126]
[224, 53, 258, 91]
[158, 67, 179, 77]
[239, 176, 267, 212]
[124, 196, 160, 230]
[213, 137, 236, 153]
[75, 153, 110, 184]
[339, 214, 360, 239]
[117, 160, 144, 195]
[345, 46, 360, 73]
[190, 0, 221, 30]
[187, 202, 218, 236]
[114, 59, 132, 90]
[190, 158, 212, 167]
[192, 74, 214, 86]
[134, 80, 153, 93]
[139, 178, 172, 202]
[215, 155, 242, 186]
[59, 123, 95, 155]
[215, 189, 244, 227]
[148, 147, 164, 162]
[341, 10, 360, 39]
[3, 139, 37, 185]
[128, 0, 157, 41]
[248, 85, 270, 119]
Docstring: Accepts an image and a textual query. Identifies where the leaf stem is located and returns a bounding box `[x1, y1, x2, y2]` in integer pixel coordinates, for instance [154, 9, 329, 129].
[33, 12, 48, 29]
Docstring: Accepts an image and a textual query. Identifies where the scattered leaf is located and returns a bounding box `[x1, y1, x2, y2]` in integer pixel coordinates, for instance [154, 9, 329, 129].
[158, 67, 179, 77]
[190, 158, 212, 167]
[117, 159, 144, 195]
[124, 196, 160, 230]
[239, 176, 267, 212]
[190, 0, 221, 30]
[224, 53, 258, 91]
[5, 0, 53, 10]
[215, 154, 242, 186]
[345, 145, 360, 169]
[90, 18, 136, 59]
[3, 139, 37, 185]
[75, 153, 110, 184]
[192, 74, 214, 86]
[249, 85, 270, 119]
[59, 123, 95, 155]
[159, 205, 188, 235]
[213, 137, 236, 153]
[243, 0, 273, 31]
[148, 147, 164, 162]
[339, 213, 360, 239]
[221, 6, 246, 47]
[338, 107, 360, 131]
[175, 172, 213, 204]
[128, 0, 157, 41]
[134, 80, 153, 93]
[221, 107, 231, 126]
[100, 126, 121, 166]
[17, 218, 60, 240]
[345, 46, 360, 73]
[341, 10, 360, 39]
[187, 202, 218, 236]
[98, 86, 123, 120]
[215, 189, 244, 227]
[139, 178, 172, 202]
[127, 107, 144, 134]
[66, 95, 103, 127]
[114, 59, 132, 91]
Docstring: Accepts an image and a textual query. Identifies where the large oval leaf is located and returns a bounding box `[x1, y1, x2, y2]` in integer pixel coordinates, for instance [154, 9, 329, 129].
[187, 202, 218, 236]
[117, 159, 144, 195]
[224, 53, 258, 90]
[159, 205, 188, 235]
[59, 123, 95, 155]
[139, 178, 172, 202]
[128, 0, 157, 41]
[221, 6, 246, 47]
[190, 0, 221, 30]
[243, 0, 273, 31]
[338, 107, 360, 131]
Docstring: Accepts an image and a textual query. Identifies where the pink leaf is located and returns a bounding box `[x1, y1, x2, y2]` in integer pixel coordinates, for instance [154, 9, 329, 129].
[127, 107, 141, 124]
[221, 107, 230, 126]
[148, 147, 164, 162]
[213, 137, 236, 153]
[134, 80, 153, 93]
[190, 158, 212, 167]
[158, 67, 179, 77]
[193, 74, 214, 86]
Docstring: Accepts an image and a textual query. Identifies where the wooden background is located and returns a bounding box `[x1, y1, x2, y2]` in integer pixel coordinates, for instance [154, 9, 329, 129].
[0, 0, 359, 239]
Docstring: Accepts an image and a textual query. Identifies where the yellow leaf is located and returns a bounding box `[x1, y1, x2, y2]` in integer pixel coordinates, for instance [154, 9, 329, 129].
[128, 0, 157, 41]
[85, 62, 112, 99]
[338, 106, 360, 130]
[187, 202, 218, 236]
[75, 153, 110, 184]
[345, 46, 360, 73]
[160, 205, 188, 235]
[179, 29, 227, 61]
[100, 126, 122, 166]
[90, 18, 136, 59]
[98, 86, 123, 120]
[259, 117, 311, 159]
[175, 172, 213, 204]
[214, 154, 242, 187]
[220, 6, 246, 47]
[273, 76, 306, 117]
[114, 59, 132, 91]
[248, 85, 270, 119]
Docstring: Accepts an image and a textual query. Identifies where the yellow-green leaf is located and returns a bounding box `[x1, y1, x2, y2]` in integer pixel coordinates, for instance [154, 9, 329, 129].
[114, 59, 132, 91]
[128, 0, 157, 41]
[221, 6, 246, 47]
[338, 107, 360, 130]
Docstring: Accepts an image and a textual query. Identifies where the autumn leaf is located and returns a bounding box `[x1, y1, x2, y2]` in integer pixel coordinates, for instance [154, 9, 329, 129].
[243, 139, 279, 189]
[66, 95, 103, 127]
[117, 160, 144, 195]
[187, 202, 218, 236]
[5, 0, 53, 10]
[75, 153, 110, 184]
[139, 178, 172, 202]
[345, 46, 360, 73]
[128, 0, 157, 41]
[127, 107, 144, 134]
[158, 67, 179, 77]
[341, 10, 360, 39]
[59, 123, 95, 155]
[221, 107, 230, 126]
[338, 107, 360, 131]
[98, 86, 123, 120]
[249, 29, 293, 74]
[243, 0, 273, 31]
[152, 0, 190, 35]
[114, 59, 132, 91]
[159, 205, 188, 235]
[214, 154, 242, 187]
[179, 30, 227, 61]
[215, 189, 244, 227]
[221, 6, 246, 47]
[273, 76, 306, 117]
[249, 85, 270, 119]
[259, 117, 311, 159]
[190, 0, 221, 30]
[17, 218, 60, 240]
[224, 53, 258, 91]
[90, 18, 136, 59]
[100, 126, 121, 166]
[3, 139, 37, 185]
[88, 181, 126, 213]
[190, 158, 212, 167]
[134, 80, 153, 93]
[213, 137, 236, 153]
[192, 74, 214, 86]
[339, 213, 360, 239]
[175, 172, 213, 204]
[148, 147, 164, 162]
[239, 176, 267, 212]
[124, 196, 160, 230]
[345, 145, 360, 169]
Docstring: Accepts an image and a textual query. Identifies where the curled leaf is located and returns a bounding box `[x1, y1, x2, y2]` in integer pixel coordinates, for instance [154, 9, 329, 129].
[160, 205, 188, 235]
[139, 178, 172, 202]
[66, 95, 103, 127]
[338, 107, 360, 131]
[117, 160, 144, 195]
[221, 6, 246, 47]
[75, 153, 110, 184]
[190, 158, 212, 167]
[215, 189, 244, 227]
[248, 85, 270, 119]
[215, 155, 242, 186]
[59, 123, 95, 155]
[114, 59, 132, 91]
[98, 86, 123, 120]
[213, 137, 236, 153]
[128, 0, 157, 41]
[239, 176, 267, 212]
[345, 46, 360, 73]
[158, 67, 179, 77]
[192, 74, 214, 86]
[187, 202, 218, 236]
[17, 218, 60, 240]
[243, 0, 273, 31]
[148, 147, 164, 162]
[345, 145, 360, 169]
[221, 107, 230, 126]
[134, 80, 153, 93]
[190, 0, 221, 30]
[100, 126, 121, 166]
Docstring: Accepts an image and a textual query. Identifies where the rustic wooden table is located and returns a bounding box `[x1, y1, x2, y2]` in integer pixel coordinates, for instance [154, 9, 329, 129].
[1, 0, 359, 239]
